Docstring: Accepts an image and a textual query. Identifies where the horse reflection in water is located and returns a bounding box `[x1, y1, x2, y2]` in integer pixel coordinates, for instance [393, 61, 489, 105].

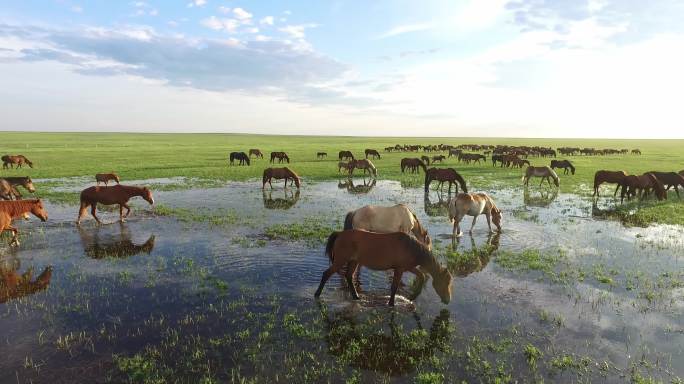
[423, 190, 452, 217]
[78, 223, 155, 259]
[320, 303, 453, 375]
[446, 232, 501, 277]
[0, 253, 52, 303]
[523, 187, 558, 207]
[337, 177, 376, 194]
[263, 189, 300, 210]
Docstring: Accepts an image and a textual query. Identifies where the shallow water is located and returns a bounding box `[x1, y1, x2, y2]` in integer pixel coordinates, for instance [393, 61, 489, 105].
[1, 178, 682, 383]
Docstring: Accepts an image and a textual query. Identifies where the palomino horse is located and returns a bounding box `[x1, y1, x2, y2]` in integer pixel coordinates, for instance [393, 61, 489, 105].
[550, 160, 575, 175]
[2, 155, 33, 169]
[270, 152, 290, 164]
[522, 166, 560, 187]
[424, 168, 467, 193]
[364, 149, 381, 159]
[1, 265, 52, 303]
[96, 173, 120, 186]
[344, 204, 432, 250]
[620, 173, 666, 203]
[448, 193, 501, 237]
[77, 185, 154, 225]
[0, 180, 21, 200]
[0, 200, 48, 246]
[314, 230, 452, 306]
[593, 170, 628, 197]
[262, 167, 301, 189]
[400, 158, 427, 174]
[229, 152, 250, 166]
[348, 159, 377, 177]
[339, 151, 355, 161]
[249, 149, 264, 159]
[648, 171, 684, 198]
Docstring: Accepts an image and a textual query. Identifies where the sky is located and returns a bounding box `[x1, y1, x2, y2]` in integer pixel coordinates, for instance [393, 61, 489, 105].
[1, 0, 683, 138]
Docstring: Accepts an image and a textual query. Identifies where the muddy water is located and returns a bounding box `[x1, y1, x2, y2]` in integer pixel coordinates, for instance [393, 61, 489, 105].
[1, 178, 682, 383]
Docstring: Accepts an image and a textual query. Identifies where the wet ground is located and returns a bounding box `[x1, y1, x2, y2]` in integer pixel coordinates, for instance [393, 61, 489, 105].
[1, 178, 682, 383]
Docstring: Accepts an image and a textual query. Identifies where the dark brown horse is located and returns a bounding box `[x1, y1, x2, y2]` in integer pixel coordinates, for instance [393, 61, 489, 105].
[431, 155, 445, 164]
[620, 173, 666, 203]
[1, 265, 52, 303]
[96, 173, 120, 186]
[77, 185, 154, 225]
[400, 158, 427, 173]
[364, 149, 381, 159]
[270, 152, 290, 164]
[314, 230, 452, 306]
[262, 167, 301, 189]
[339, 150, 355, 161]
[550, 160, 575, 175]
[424, 168, 467, 193]
[317, 152, 327, 159]
[229, 152, 250, 166]
[2, 155, 33, 169]
[648, 171, 684, 198]
[593, 170, 628, 197]
[0, 200, 48, 246]
[249, 149, 264, 159]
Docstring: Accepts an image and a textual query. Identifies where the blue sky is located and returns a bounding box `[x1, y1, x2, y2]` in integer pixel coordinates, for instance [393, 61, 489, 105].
[1, 0, 683, 137]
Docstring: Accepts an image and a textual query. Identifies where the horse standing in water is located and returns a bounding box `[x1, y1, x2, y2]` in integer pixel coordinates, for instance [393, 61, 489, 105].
[1, 265, 52, 303]
[314, 230, 452, 306]
[448, 193, 501, 237]
[344, 204, 431, 250]
[77, 185, 154, 225]
[648, 171, 684, 198]
[593, 170, 628, 197]
[262, 167, 301, 189]
[96, 173, 120, 186]
[619, 173, 666, 203]
[2, 177, 36, 197]
[522, 166, 560, 187]
[0, 200, 48, 246]
[424, 168, 467, 193]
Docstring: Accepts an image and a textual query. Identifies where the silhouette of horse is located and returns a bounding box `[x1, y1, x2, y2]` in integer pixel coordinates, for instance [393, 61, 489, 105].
[401, 158, 427, 173]
[365, 149, 381, 159]
[593, 170, 628, 197]
[339, 150, 355, 161]
[229, 152, 250, 166]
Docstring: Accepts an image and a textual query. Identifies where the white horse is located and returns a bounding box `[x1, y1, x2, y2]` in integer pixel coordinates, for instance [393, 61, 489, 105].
[522, 166, 560, 187]
[447, 193, 502, 237]
[343, 204, 431, 250]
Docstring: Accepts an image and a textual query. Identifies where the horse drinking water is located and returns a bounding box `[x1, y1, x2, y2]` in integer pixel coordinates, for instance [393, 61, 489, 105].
[344, 204, 431, 250]
[447, 193, 502, 237]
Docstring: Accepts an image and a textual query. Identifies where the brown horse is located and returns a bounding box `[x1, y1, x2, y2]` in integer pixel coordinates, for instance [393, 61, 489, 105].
[0, 200, 48, 246]
[262, 167, 301, 189]
[550, 160, 575, 175]
[400, 158, 427, 173]
[593, 170, 628, 197]
[249, 149, 264, 159]
[348, 159, 377, 177]
[315, 230, 452, 306]
[270, 152, 290, 164]
[317, 152, 327, 159]
[424, 168, 467, 193]
[0, 179, 22, 200]
[96, 173, 121, 186]
[1, 265, 52, 303]
[229, 152, 250, 166]
[620, 173, 666, 203]
[77, 185, 154, 225]
[364, 149, 381, 159]
[431, 155, 445, 164]
[2, 177, 36, 196]
[339, 150, 355, 161]
[2, 155, 33, 169]
[648, 171, 684, 198]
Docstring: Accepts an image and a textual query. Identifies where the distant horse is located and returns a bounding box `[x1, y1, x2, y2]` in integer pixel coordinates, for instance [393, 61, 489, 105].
[339, 151, 355, 161]
[550, 160, 575, 175]
[0, 265, 52, 303]
[344, 204, 432, 250]
[448, 193, 501, 237]
[431, 155, 445, 164]
[349, 159, 377, 176]
[631, 149, 641, 155]
[338, 161, 350, 173]
[0, 177, 36, 199]
[270, 152, 290, 164]
[249, 149, 264, 159]
[400, 158, 427, 174]
[0, 180, 22, 200]
[229, 152, 250, 166]
[2, 155, 33, 169]
[77, 185, 154, 225]
[317, 152, 328, 159]
[491, 154, 504, 167]
[522, 166, 560, 187]
[262, 167, 301, 189]
[620, 173, 666, 203]
[263, 189, 300, 209]
[424, 168, 467, 193]
[0, 200, 48, 246]
[511, 158, 530, 168]
[593, 170, 628, 197]
[96, 173, 121, 186]
[314, 230, 452, 306]
[365, 149, 381, 159]
[648, 171, 684, 198]
[421, 155, 431, 165]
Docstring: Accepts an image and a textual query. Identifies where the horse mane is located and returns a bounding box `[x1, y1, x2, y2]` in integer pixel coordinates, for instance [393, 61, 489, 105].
[397, 232, 432, 266]
[547, 167, 560, 182]
[452, 170, 468, 193]
[284, 167, 299, 179]
[646, 173, 666, 198]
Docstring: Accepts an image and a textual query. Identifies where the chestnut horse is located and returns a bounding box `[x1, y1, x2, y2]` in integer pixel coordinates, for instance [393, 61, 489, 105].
[262, 167, 301, 189]
[2, 155, 33, 169]
[550, 160, 575, 175]
[424, 168, 467, 193]
[348, 159, 377, 177]
[593, 170, 628, 197]
[448, 193, 501, 237]
[648, 171, 684, 198]
[0, 200, 48, 246]
[96, 173, 120, 186]
[2, 177, 36, 196]
[314, 230, 452, 306]
[1, 265, 52, 303]
[401, 158, 427, 174]
[522, 166, 559, 187]
[620, 173, 666, 203]
[77, 185, 154, 225]
[270, 152, 290, 164]
[249, 149, 264, 159]
[344, 204, 432, 250]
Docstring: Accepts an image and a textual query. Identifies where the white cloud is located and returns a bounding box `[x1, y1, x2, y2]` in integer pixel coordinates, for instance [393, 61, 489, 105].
[218, 6, 231, 14]
[187, 0, 206, 8]
[279, 24, 318, 39]
[201, 17, 239, 33]
[260, 16, 274, 26]
[376, 23, 433, 39]
[245, 27, 259, 34]
[233, 7, 252, 21]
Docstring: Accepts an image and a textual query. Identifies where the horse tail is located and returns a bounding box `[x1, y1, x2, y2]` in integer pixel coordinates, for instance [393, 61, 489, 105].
[455, 171, 468, 193]
[324, 232, 339, 263]
[343, 211, 355, 230]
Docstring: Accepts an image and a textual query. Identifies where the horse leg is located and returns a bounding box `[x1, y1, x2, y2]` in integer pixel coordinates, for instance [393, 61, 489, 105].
[539, 177, 544, 187]
[91, 204, 102, 225]
[388, 269, 403, 306]
[119, 204, 125, 222]
[76, 202, 89, 224]
[470, 215, 478, 234]
[314, 267, 335, 298]
[613, 184, 620, 197]
[453, 215, 464, 237]
[346, 261, 361, 300]
[485, 212, 492, 232]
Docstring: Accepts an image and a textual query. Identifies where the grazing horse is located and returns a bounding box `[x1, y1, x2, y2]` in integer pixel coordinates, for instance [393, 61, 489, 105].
[431, 155, 445, 164]
[317, 152, 327, 159]
[229, 152, 250, 166]
[77, 185, 154, 225]
[593, 170, 628, 197]
[421, 155, 431, 165]
[249, 149, 264, 159]
[0, 200, 48, 246]
[523, 166, 560, 187]
[648, 171, 684, 198]
[338, 161, 350, 173]
[632, 149, 641, 155]
[550, 160, 575, 175]
[0, 180, 22, 200]
[620, 173, 666, 203]
[1, 265, 52, 303]
[270, 152, 290, 164]
[96, 173, 121, 186]
[2, 155, 33, 169]
[448, 193, 501, 237]
[400, 158, 428, 174]
[314, 230, 452, 306]
[424, 168, 467, 193]
[343, 204, 432, 250]
[348, 159, 377, 177]
[262, 167, 301, 189]
[364, 149, 381, 159]
[339, 151, 355, 161]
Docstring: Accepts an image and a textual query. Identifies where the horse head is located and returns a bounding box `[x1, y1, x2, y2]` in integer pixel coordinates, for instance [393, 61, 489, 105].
[491, 206, 502, 232]
[24, 178, 36, 193]
[431, 266, 453, 305]
[142, 187, 155, 205]
[31, 199, 48, 222]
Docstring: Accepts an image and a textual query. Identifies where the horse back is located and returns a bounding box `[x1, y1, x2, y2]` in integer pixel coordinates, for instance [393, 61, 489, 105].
[332, 230, 419, 271]
[351, 204, 412, 233]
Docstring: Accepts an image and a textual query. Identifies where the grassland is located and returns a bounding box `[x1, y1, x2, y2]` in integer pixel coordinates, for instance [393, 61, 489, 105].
[2, 132, 683, 224]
